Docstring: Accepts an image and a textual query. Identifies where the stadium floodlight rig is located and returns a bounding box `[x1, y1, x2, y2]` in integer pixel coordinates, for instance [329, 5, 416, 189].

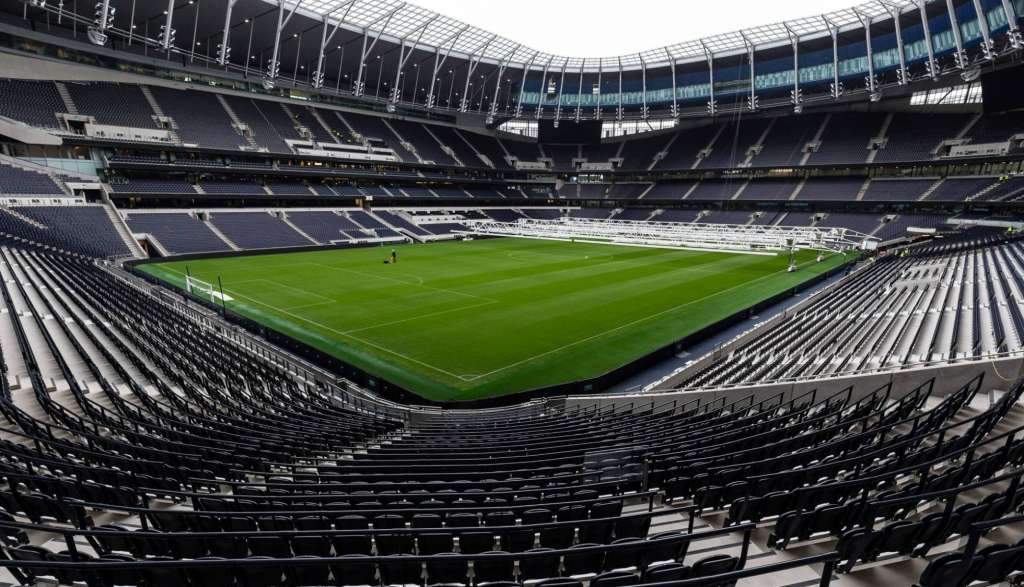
[460, 217, 876, 268]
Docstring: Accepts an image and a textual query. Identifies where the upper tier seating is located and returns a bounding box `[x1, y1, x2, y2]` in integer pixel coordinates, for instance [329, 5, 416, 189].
[390, 121, 458, 166]
[873, 113, 970, 163]
[544, 145, 579, 171]
[341, 111, 417, 162]
[148, 87, 241, 151]
[0, 79, 66, 129]
[967, 112, 1024, 144]
[290, 105, 335, 143]
[429, 126, 484, 168]
[654, 125, 720, 170]
[458, 131, 512, 169]
[221, 95, 293, 153]
[502, 138, 543, 164]
[750, 115, 824, 167]
[64, 82, 157, 129]
[806, 113, 886, 165]
[619, 133, 673, 171]
[698, 119, 772, 169]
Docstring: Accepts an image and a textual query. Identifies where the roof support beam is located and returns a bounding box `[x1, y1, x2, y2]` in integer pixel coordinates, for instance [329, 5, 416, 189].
[616, 57, 623, 121]
[853, 9, 877, 99]
[390, 15, 438, 100]
[487, 44, 520, 123]
[263, 0, 302, 90]
[916, 0, 939, 79]
[999, 0, 1022, 48]
[574, 59, 585, 122]
[535, 58, 554, 120]
[160, 0, 176, 50]
[353, 3, 405, 96]
[784, 24, 801, 112]
[425, 25, 469, 108]
[312, 0, 357, 89]
[701, 42, 716, 116]
[460, 34, 496, 112]
[666, 49, 678, 119]
[552, 62, 568, 123]
[639, 55, 648, 120]
[822, 17, 843, 98]
[880, 1, 908, 84]
[945, 0, 969, 70]
[971, 0, 994, 59]
[216, 0, 239, 65]
[513, 51, 538, 118]
[594, 62, 603, 120]
[741, 33, 757, 111]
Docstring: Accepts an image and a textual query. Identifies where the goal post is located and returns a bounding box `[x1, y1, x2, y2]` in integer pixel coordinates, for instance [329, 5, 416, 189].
[185, 275, 216, 302]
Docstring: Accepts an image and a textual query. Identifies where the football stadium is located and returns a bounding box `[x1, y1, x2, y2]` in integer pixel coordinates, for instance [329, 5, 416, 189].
[1, 0, 1024, 584]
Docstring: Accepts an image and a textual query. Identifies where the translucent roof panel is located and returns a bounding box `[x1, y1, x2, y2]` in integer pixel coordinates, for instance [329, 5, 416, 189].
[269, 0, 919, 71]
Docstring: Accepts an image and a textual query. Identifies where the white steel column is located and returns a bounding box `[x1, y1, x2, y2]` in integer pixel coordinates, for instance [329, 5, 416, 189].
[425, 26, 469, 108]
[917, 0, 939, 79]
[263, 0, 303, 89]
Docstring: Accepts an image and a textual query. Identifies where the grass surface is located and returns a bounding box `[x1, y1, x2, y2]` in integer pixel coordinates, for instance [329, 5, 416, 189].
[139, 238, 848, 401]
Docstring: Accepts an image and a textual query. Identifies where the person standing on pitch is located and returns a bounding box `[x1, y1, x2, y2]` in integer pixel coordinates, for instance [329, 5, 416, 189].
[391, 248, 398, 264]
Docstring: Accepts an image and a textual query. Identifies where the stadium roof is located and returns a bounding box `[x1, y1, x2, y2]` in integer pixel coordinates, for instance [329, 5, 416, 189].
[261, 0, 918, 71]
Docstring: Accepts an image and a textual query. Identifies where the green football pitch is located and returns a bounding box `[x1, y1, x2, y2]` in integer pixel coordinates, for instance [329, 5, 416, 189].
[138, 238, 849, 402]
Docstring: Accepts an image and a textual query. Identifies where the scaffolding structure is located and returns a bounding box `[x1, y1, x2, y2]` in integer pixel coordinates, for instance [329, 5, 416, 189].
[459, 217, 877, 256]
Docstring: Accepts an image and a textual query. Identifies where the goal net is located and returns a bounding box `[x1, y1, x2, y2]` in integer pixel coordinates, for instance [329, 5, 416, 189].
[186, 276, 221, 302]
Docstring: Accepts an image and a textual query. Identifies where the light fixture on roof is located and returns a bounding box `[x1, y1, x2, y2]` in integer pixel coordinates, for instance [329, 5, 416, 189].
[961, 67, 981, 82]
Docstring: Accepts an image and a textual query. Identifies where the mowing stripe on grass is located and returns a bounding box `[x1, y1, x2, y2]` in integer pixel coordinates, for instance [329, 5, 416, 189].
[139, 238, 849, 401]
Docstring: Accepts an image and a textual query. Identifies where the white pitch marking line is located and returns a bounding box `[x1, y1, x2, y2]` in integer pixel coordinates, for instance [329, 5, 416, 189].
[224, 287, 475, 382]
[342, 300, 499, 335]
[234, 278, 334, 303]
[303, 262, 496, 303]
[285, 300, 336, 312]
[161, 266, 476, 382]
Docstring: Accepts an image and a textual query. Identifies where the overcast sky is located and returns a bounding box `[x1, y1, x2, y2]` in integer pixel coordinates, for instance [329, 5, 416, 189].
[413, 0, 866, 56]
